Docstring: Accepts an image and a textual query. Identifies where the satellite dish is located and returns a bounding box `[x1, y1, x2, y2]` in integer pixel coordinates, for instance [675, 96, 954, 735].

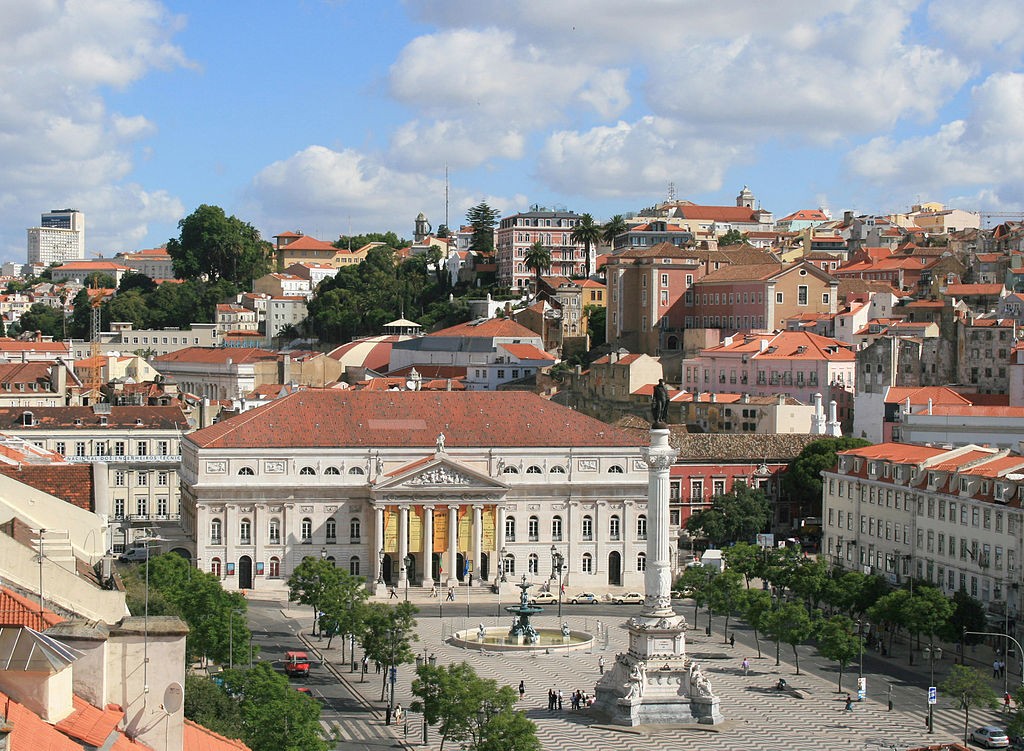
[406, 380, 416, 390]
[163, 681, 183, 714]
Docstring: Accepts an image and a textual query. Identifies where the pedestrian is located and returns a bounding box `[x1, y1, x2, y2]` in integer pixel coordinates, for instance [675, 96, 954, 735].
[519, 680, 525, 699]
[844, 694, 853, 712]
[598, 656, 605, 674]
[1001, 660, 1007, 679]
[375, 660, 381, 674]
[1005, 691, 1012, 713]
[548, 689, 555, 711]
[469, 573, 474, 586]
[557, 689, 564, 710]
[446, 586, 455, 602]
[742, 657, 750, 676]
[388, 586, 398, 599]
[429, 584, 437, 598]
[995, 659, 1001, 678]
[730, 633, 735, 648]
[362, 655, 368, 674]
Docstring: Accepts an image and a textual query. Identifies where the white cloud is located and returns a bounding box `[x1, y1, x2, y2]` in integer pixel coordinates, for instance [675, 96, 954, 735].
[247, 145, 523, 238]
[389, 120, 524, 170]
[846, 72, 1024, 196]
[0, 0, 190, 260]
[537, 117, 749, 198]
[927, 0, 1024, 62]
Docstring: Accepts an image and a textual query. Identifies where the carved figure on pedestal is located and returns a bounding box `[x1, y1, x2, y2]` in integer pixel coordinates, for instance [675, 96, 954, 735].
[689, 664, 714, 698]
[624, 661, 646, 699]
[561, 622, 570, 637]
[651, 379, 669, 425]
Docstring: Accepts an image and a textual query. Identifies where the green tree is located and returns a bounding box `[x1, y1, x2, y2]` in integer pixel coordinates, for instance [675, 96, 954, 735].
[685, 482, 770, 547]
[903, 586, 954, 663]
[287, 557, 341, 635]
[822, 570, 868, 616]
[816, 615, 861, 692]
[868, 589, 911, 659]
[789, 556, 830, 609]
[117, 271, 158, 295]
[318, 569, 369, 658]
[184, 674, 243, 740]
[676, 566, 713, 624]
[707, 569, 744, 641]
[718, 229, 747, 246]
[737, 588, 773, 659]
[782, 438, 871, 518]
[941, 664, 1000, 746]
[584, 304, 606, 348]
[12, 303, 64, 339]
[167, 204, 272, 285]
[105, 289, 151, 330]
[334, 231, 408, 252]
[764, 600, 813, 673]
[601, 214, 627, 246]
[84, 272, 117, 289]
[361, 602, 419, 702]
[225, 663, 328, 751]
[570, 213, 601, 280]
[940, 588, 988, 645]
[722, 541, 762, 588]
[523, 240, 551, 292]
[467, 203, 500, 255]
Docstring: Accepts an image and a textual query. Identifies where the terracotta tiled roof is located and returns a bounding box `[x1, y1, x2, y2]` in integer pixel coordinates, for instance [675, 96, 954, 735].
[188, 391, 645, 450]
[779, 209, 830, 222]
[914, 404, 1024, 418]
[0, 362, 56, 392]
[0, 586, 64, 629]
[0, 340, 69, 353]
[617, 427, 821, 461]
[672, 205, 760, 222]
[0, 690, 86, 750]
[0, 405, 189, 430]
[183, 718, 252, 751]
[0, 464, 95, 511]
[499, 343, 554, 362]
[56, 695, 128, 748]
[428, 318, 539, 339]
[153, 346, 278, 365]
[278, 234, 336, 250]
[885, 386, 971, 406]
[593, 353, 645, 365]
[945, 283, 1005, 296]
[615, 242, 699, 259]
[839, 442, 948, 462]
[696, 263, 785, 283]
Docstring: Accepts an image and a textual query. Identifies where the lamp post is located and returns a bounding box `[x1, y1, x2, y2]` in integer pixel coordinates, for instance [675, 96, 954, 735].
[378, 548, 385, 587]
[856, 620, 870, 680]
[496, 547, 507, 618]
[386, 626, 398, 725]
[551, 545, 564, 621]
[403, 555, 412, 603]
[924, 643, 942, 733]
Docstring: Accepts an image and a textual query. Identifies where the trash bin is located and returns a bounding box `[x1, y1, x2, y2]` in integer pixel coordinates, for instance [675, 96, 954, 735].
[428, 654, 437, 666]
[416, 656, 424, 668]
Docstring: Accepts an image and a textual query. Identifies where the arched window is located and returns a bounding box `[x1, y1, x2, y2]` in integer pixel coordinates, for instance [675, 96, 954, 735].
[503, 554, 515, 575]
[552, 515, 563, 542]
[504, 516, 516, 542]
[528, 516, 539, 541]
[210, 518, 222, 545]
[550, 465, 566, 473]
[502, 466, 519, 474]
[300, 466, 316, 476]
[350, 556, 361, 576]
[239, 518, 251, 545]
[301, 517, 312, 543]
[324, 466, 341, 475]
[349, 466, 364, 475]
[581, 553, 593, 573]
[238, 467, 254, 476]
[350, 518, 361, 542]
[210, 557, 222, 577]
[609, 515, 620, 541]
[526, 465, 542, 474]
[608, 465, 624, 474]
[326, 556, 336, 566]
[326, 517, 337, 542]
[582, 515, 593, 541]
[637, 552, 647, 571]
[637, 515, 648, 540]
[269, 518, 280, 544]
[269, 556, 280, 577]
[528, 553, 539, 574]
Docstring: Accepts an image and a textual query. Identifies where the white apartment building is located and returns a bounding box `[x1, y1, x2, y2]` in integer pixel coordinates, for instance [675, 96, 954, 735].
[265, 296, 308, 341]
[27, 209, 85, 265]
[823, 443, 1024, 625]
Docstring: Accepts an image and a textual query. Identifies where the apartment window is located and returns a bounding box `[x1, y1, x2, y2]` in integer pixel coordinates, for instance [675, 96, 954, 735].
[211, 558, 222, 577]
[210, 519, 222, 544]
[326, 517, 337, 541]
[690, 480, 703, 501]
[797, 285, 808, 305]
[661, 273, 669, 287]
[505, 516, 516, 542]
[582, 515, 593, 541]
[822, 293, 830, 304]
[157, 441, 170, 455]
[114, 441, 126, 456]
[776, 292, 784, 304]
[552, 515, 563, 541]
[348, 556, 359, 577]
[609, 515, 621, 541]
[157, 472, 168, 486]
[350, 518, 361, 542]
[713, 479, 725, 497]
[239, 519, 251, 545]
[637, 552, 647, 572]
[269, 519, 281, 544]
[528, 516, 539, 541]
[136, 471, 149, 486]
[637, 515, 648, 540]
[581, 553, 593, 573]
[157, 498, 168, 516]
[113, 498, 125, 518]
[528, 553, 539, 574]
[301, 518, 312, 542]
[135, 497, 148, 517]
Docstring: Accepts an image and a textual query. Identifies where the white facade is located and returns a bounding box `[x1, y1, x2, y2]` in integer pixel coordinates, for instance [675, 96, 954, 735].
[265, 297, 308, 340]
[27, 209, 85, 265]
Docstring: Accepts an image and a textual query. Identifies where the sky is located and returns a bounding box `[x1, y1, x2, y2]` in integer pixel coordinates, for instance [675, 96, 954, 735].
[3, 0, 1024, 263]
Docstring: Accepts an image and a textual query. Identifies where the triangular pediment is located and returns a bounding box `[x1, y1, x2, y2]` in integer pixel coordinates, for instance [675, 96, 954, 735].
[373, 455, 509, 493]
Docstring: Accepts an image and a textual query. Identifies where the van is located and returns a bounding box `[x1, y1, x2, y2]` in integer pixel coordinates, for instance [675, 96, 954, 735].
[284, 651, 310, 677]
[118, 547, 151, 563]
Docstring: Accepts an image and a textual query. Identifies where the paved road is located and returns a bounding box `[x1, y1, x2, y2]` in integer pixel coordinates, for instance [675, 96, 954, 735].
[249, 589, 1014, 751]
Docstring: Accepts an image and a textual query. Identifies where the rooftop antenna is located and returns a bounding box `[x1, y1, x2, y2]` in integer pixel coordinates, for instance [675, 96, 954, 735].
[667, 181, 676, 203]
[444, 163, 450, 232]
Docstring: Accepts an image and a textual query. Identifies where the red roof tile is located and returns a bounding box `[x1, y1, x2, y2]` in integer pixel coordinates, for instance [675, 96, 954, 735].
[0, 690, 84, 750]
[499, 343, 554, 362]
[840, 443, 948, 462]
[153, 347, 278, 364]
[0, 464, 95, 510]
[56, 696, 127, 747]
[0, 586, 64, 630]
[183, 719, 251, 751]
[428, 318, 539, 339]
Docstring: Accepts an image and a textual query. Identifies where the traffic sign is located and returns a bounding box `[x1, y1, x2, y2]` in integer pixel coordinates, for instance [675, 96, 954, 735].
[928, 686, 937, 705]
[857, 677, 866, 700]
[390, 666, 397, 684]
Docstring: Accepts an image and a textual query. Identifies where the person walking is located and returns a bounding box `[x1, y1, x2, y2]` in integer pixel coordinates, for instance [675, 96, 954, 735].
[844, 694, 854, 712]
[557, 689, 564, 710]
[446, 587, 455, 602]
[548, 689, 555, 711]
[730, 633, 735, 648]
[429, 584, 437, 598]
[742, 657, 750, 676]
[598, 656, 605, 674]
[994, 659, 1001, 678]
[388, 586, 398, 599]
[519, 680, 526, 700]
[1005, 691, 1012, 713]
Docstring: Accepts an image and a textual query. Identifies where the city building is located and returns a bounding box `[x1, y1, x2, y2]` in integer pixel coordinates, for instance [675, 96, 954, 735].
[253, 272, 312, 300]
[563, 351, 663, 422]
[49, 260, 132, 286]
[70, 323, 221, 359]
[115, 247, 175, 279]
[822, 442, 1024, 630]
[495, 209, 586, 289]
[179, 390, 649, 594]
[215, 303, 259, 335]
[26, 209, 85, 266]
[265, 296, 308, 341]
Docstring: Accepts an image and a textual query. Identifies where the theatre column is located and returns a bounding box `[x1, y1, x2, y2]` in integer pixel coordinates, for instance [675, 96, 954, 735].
[397, 505, 409, 585]
[374, 505, 385, 595]
[421, 506, 434, 588]
[472, 504, 482, 585]
[446, 504, 459, 587]
[495, 505, 506, 580]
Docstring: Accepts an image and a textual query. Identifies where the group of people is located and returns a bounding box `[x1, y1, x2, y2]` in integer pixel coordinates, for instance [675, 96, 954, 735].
[994, 658, 1008, 678]
[546, 688, 593, 710]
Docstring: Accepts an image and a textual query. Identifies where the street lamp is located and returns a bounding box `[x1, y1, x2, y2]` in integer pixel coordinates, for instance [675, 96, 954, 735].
[924, 643, 942, 733]
[403, 555, 412, 602]
[856, 620, 870, 680]
[551, 546, 564, 621]
[386, 626, 398, 725]
[378, 548, 385, 586]
[500, 547, 508, 584]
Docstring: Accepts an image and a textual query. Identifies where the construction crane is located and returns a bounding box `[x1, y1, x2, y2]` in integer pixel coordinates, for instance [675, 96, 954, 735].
[81, 285, 104, 396]
[979, 212, 1024, 228]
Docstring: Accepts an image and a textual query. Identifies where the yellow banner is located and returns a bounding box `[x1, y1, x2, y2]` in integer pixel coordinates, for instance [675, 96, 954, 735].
[457, 506, 472, 552]
[433, 508, 447, 553]
[383, 508, 397, 553]
[409, 507, 423, 550]
[482, 506, 496, 551]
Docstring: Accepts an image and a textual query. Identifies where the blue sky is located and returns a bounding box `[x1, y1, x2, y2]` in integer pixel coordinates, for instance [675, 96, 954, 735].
[2, 0, 1023, 262]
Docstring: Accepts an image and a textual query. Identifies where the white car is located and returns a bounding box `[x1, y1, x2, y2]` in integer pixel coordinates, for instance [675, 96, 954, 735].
[570, 592, 599, 604]
[528, 591, 558, 605]
[613, 592, 644, 605]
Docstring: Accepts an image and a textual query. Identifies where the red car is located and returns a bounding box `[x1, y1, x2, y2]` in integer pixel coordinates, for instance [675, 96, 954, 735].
[284, 651, 310, 677]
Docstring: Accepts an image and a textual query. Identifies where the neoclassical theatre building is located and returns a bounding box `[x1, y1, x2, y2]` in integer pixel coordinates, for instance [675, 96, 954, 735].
[179, 390, 650, 594]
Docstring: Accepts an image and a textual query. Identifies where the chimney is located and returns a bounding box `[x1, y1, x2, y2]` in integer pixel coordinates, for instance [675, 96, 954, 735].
[710, 393, 716, 403]
[777, 393, 785, 406]
[827, 399, 842, 437]
[927, 398, 933, 415]
[759, 339, 769, 353]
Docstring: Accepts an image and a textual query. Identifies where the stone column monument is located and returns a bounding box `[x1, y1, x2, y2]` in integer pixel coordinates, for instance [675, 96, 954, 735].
[592, 425, 724, 726]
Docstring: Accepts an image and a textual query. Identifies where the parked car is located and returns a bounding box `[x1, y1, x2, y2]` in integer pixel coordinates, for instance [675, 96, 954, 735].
[671, 587, 695, 599]
[613, 592, 644, 605]
[971, 726, 1010, 748]
[570, 592, 599, 604]
[528, 591, 558, 605]
[118, 547, 151, 563]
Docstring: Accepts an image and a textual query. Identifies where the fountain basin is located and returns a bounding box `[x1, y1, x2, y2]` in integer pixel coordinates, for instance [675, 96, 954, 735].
[451, 627, 593, 653]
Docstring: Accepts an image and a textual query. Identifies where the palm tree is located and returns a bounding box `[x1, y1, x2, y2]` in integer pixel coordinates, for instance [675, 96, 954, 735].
[602, 214, 627, 249]
[570, 213, 601, 280]
[523, 240, 552, 294]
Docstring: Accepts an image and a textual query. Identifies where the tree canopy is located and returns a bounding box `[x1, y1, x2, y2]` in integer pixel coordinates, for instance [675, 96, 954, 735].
[685, 481, 770, 546]
[223, 664, 329, 751]
[334, 231, 408, 251]
[167, 204, 272, 285]
[467, 203, 500, 255]
[718, 229, 748, 246]
[601, 215, 627, 245]
[569, 213, 601, 279]
[523, 240, 551, 291]
[782, 437, 871, 517]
